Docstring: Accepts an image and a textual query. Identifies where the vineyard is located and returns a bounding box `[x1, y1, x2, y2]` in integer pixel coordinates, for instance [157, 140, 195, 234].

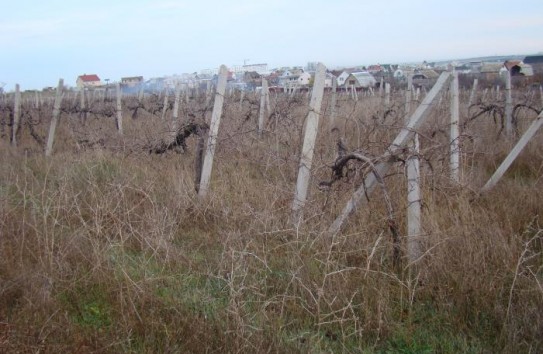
[1, 68, 542, 353]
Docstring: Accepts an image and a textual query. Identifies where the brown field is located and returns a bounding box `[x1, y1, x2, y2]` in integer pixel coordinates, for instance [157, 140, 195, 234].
[0, 82, 542, 353]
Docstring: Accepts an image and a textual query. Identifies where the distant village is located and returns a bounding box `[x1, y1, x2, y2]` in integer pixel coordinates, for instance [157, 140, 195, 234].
[32, 54, 543, 94]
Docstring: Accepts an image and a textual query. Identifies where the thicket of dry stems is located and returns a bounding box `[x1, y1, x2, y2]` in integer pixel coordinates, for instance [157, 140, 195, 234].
[0, 84, 542, 353]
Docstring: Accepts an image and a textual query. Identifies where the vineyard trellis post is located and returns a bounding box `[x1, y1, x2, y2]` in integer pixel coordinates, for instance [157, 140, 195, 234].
[11, 84, 21, 147]
[327, 72, 451, 237]
[481, 110, 543, 192]
[405, 74, 422, 263]
[239, 89, 245, 110]
[80, 87, 87, 121]
[138, 83, 144, 102]
[505, 70, 513, 136]
[482, 88, 488, 102]
[450, 71, 460, 182]
[198, 65, 228, 198]
[291, 63, 326, 221]
[468, 78, 478, 109]
[258, 78, 268, 136]
[45, 79, 64, 156]
[34, 91, 39, 109]
[329, 76, 338, 130]
[385, 83, 391, 108]
[161, 89, 169, 121]
[265, 83, 271, 118]
[205, 80, 212, 106]
[172, 83, 181, 134]
[115, 83, 123, 135]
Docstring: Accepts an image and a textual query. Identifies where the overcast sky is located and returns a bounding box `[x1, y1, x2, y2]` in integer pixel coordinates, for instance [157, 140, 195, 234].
[1, 0, 542, 90]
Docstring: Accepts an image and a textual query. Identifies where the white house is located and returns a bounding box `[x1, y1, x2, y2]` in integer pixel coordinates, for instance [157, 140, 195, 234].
[279, 68, 305, 88]
[298, 72, 311, 86]
[337, 70, 353, 86]
[343, 72, 377, 88]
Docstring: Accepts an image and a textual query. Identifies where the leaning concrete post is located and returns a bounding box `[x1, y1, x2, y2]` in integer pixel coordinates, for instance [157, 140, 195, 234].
[450, 71, 460, 182]
[45, 79, 64, 156]
[505, 70, 513, 136]
[328, 72, 451, 237]
[115, 83, 123, 135]
[481, 111, 543, 192]
[258, 79, 268, 135]
[379, 77, 384, 96]
[11, 84, 21, 147]
[198, 65, 228, 198]
[292, 63, 326, 220]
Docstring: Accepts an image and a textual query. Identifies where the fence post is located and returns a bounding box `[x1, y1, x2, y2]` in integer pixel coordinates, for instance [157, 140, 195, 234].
[450, 71, 460, 182]
[11, 84, 21, 147]
[329, 76, 338, 130]
[385, 83, 391, 107]
[266, 83, 271, 118]
[172, 83, 181, 134]
[205, 80, 212, 106]
[405, 74, 422, 263]
[258, 78, 268, 135]
[161, 89, 169, 121]
[239, 89, 245, 110]
[505, 70, 513, 136]
[291, 63, 326, 220]
[80, 87, 88, 121]
[198, 65, 228, 198]
[45, 79, 64, 156]
[468, 78, 478, 109]
[138, 83, 144, 102]
[116, 83, 123, 135]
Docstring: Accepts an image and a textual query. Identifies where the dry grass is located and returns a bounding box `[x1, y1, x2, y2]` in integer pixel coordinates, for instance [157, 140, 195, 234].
[0, 85, 542, 353]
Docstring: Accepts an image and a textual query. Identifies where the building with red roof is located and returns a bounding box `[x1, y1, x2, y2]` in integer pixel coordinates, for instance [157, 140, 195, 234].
[76, 74, 102, 88]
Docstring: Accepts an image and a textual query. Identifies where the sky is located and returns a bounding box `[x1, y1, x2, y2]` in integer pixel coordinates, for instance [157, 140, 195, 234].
[1, 0, 542, 91]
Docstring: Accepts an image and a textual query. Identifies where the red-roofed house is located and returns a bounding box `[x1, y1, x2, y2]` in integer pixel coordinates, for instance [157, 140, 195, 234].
[76, 74, 102, 88]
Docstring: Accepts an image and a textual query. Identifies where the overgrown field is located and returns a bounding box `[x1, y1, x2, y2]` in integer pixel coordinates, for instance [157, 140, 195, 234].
[1, 85, 542, 353]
